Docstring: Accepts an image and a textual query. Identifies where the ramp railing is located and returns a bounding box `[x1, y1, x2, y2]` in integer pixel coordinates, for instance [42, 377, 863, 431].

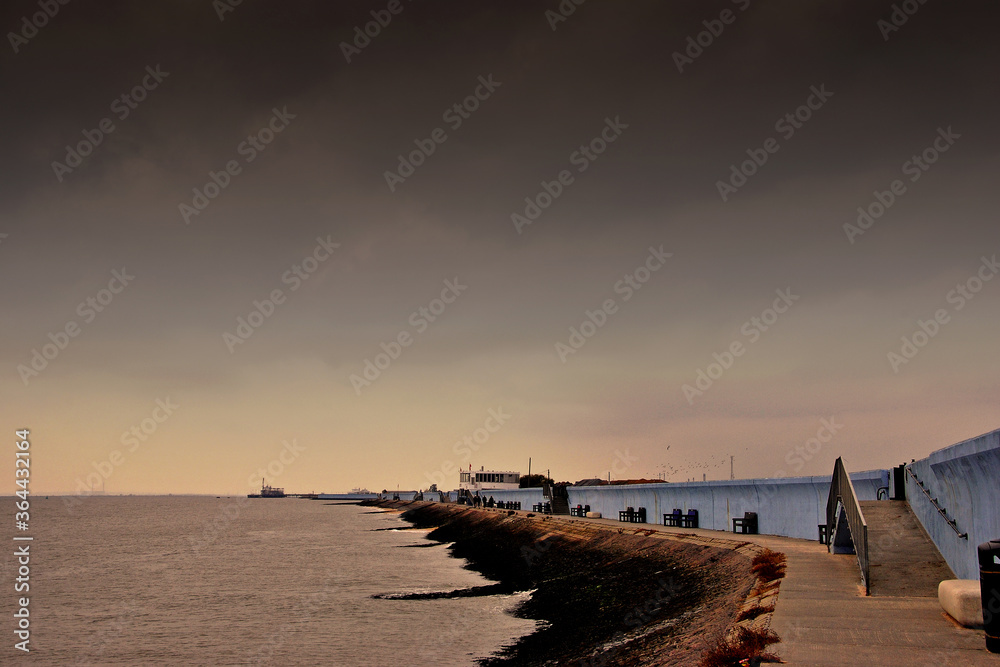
[905, 466, 968, 539]
[826, 457, 870, 594]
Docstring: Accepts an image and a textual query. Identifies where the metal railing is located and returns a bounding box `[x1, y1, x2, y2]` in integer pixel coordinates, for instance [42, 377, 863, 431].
[905, 466, 968, 539]
[826, 457, 870, 595]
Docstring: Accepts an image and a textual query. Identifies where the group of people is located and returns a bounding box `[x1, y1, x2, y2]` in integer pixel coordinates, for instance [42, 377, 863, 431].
[467, 495, 521, 510]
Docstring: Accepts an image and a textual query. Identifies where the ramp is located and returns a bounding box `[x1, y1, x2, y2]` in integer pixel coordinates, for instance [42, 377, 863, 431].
[861, 500, 955, 597]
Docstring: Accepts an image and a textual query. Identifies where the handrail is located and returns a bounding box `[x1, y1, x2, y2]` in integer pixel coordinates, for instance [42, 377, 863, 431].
[826, 457, 870, 595]
[905, 467, 968, 539]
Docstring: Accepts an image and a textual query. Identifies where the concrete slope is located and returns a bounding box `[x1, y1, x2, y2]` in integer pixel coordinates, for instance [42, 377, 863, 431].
[862, 500, 956, 597]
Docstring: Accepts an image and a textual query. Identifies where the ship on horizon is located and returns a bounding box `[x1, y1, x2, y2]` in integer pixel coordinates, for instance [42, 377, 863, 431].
[247, 478, 286, 498]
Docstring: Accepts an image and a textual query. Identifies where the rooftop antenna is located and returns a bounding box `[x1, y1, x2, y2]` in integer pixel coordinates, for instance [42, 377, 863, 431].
[730, 455, 734, 480]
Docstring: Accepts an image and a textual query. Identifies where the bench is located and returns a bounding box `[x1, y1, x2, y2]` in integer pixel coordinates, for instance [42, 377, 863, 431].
[663, 509, 683, 527]
[666, 509, 699, 528]
[569, 504, 591, 517]
[619, 507, 646, 523]
[732, 511, 758, 534]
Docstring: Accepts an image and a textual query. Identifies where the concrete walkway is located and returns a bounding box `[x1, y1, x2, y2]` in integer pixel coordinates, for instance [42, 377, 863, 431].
[862, 499, 957, 597]
[507, 510, 998, 665]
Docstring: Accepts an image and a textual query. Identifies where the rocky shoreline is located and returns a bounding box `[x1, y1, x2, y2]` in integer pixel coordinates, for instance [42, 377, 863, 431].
[368, 500, 782, 666]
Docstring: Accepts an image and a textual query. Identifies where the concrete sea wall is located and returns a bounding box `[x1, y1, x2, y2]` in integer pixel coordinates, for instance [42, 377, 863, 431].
[906, 428, 1000, 580]
[474, 429, 998, 574]
[566, 472, 887, 540]
[488, 471, 888, 541]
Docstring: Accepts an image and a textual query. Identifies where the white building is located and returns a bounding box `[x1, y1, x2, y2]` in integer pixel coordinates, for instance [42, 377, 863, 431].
[459, 466, 521, 492]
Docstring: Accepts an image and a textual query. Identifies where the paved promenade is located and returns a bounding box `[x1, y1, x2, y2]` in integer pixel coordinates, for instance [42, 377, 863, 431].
[516, 511, 998, 665]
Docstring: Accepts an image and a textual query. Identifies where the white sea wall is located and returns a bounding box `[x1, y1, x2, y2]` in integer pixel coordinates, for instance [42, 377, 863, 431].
[906, 428, 1000, 580]
[558, 471, 888, 540]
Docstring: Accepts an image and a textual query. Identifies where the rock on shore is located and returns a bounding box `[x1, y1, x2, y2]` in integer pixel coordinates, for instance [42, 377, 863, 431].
[372, 501, 767, 666]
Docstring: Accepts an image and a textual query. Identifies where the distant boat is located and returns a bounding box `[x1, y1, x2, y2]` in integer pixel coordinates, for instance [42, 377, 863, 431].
[248, 478, 286, 498]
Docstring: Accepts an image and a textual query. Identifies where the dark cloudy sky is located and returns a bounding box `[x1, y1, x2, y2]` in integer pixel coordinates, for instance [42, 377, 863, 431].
[3, 0, 999, 495]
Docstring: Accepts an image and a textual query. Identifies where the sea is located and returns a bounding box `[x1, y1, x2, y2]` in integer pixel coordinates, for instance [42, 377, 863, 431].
[2, 496, 540, 666]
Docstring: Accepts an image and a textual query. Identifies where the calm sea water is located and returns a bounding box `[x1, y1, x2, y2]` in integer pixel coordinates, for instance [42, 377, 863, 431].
[2, 497, 538, 665]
